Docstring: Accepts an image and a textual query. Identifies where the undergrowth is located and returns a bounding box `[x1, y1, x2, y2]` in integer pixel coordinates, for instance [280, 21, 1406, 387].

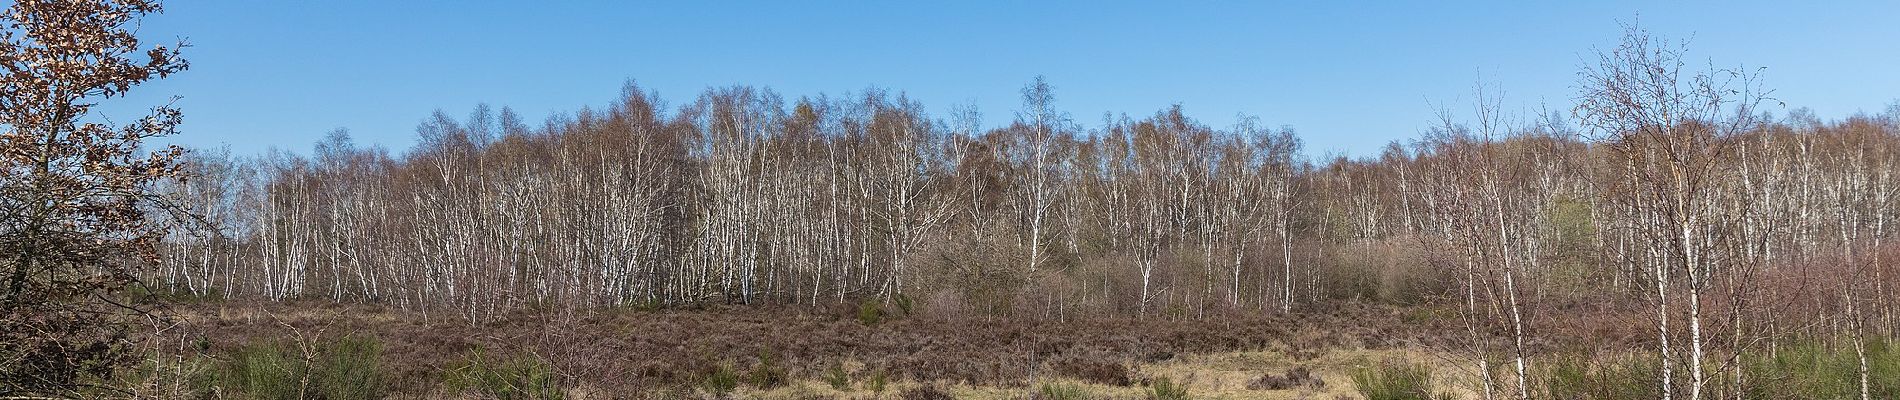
[1038, 381, 1090, 400]
[1536, 339, 1899, 399]
[206, 335, 386, 400]
[1147, 376, 1189, 400]
[1351, 360, 1450, 400]
[446, 347, 565, 400]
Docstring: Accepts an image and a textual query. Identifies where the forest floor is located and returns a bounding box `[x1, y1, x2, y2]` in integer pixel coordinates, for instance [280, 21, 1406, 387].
[159, 301, 1639, 399]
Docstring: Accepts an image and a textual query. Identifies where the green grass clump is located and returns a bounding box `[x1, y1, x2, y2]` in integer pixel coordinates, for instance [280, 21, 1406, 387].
[314, 336, 383, 400]
[1536, 339, 1899, 400]
[822, 363, 851, 391]
[1539, 353, 1659, 400]
[820, 362, 851, 390]
[866, 369, 889, 393]
[747, 351, 787, 390]
[1351, 360, 1450, 400]
[1742, 339, 1899, 399]
[1148, 376, 1189, 400]
[219, 342, 303, 399]
[207, 336, 386, 400]
[700, 362, 739, 397]
[893, 294, 917, 316]
[447, 348, 565, 400]
[1038, 381, 1091, 400]
[114, 353, 214, 398]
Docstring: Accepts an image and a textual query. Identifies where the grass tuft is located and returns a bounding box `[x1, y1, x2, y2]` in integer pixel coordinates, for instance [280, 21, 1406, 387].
[1351, 359, 1448, 400]
[866, 368, 889, 393]
[822, 363, 851, 391]
[206, 336, 386, 400]
[1037, 381, 1091, 400]
[446, 347, 565, 400]
[1147, 376, 1189, 400]
[747, 350, 787, 389]
[700, 362, 739, 397]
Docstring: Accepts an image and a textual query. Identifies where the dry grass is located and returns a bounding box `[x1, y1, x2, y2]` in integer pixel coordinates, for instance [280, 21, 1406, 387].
[714, 348, 1474, 400]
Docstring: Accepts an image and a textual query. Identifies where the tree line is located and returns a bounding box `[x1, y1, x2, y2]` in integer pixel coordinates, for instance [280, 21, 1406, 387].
[153, 74, 1898, 334]
[151, 42, 1900, 397]
[139, 30, 1900, 400]
[5, 1, 1894, 396]
[157, 80, 1317, 321]
[110, 23, 1900, 400]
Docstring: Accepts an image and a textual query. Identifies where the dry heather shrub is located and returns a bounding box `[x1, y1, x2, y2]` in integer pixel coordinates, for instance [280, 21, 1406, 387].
[919, 225, 1030, 318]
[1247, 366, 1325, 390]
[1050, 357, 1131, 386]
[169, 301, 1430, 394]
[747, 350, 787, 389]
[821, 363, 850, 390]
[898, 385, 955, 400]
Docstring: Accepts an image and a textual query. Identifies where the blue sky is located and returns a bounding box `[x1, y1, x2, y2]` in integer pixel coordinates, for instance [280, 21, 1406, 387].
[102, 1, 1900, 158]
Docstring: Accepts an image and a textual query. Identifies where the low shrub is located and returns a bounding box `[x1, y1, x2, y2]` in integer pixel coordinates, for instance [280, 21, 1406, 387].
[1351, 360, 1450, 400]
[1537, 340, 1899, 400]
[857, 299, 886, 326]
[208, 335, 386, 400]
[700, 363, 739, 397]
[1740, 339, 1899, 399]
[314, 336, 383, 400]
[1037, 381, 1090, 400]
[894, 293, 917, 316]
[1248, 366, 1325, 390]
[1148, 376, 1189, 400]
[218, 341, 303, 399]
[822, 363, 851, 391]
[117, 353, 214, 399]
[1051, 357, 1131, 386]
[899, 385, 955, 400]
[447, 348, 565, 400]
[747, 351, 786, 389]
[1539, 353, 1658, 400]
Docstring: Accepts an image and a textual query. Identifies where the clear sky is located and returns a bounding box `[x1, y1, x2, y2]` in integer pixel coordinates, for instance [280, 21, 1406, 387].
[102, 1, 1900, 158]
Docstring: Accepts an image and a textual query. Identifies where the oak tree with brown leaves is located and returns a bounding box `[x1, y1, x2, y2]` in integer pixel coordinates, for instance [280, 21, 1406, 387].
[0, 0, 187, 395]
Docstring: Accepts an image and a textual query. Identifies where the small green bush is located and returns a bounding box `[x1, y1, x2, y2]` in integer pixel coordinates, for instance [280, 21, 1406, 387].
[857, 300, 886, 326]
[1148, 376, 1189, 400]
[1539, 353, 1658, 400]
[315, 336, 383, 400]
[207, 336, 386, 400]
[115, 353, 214, 399]
[1038, 381, 1090, 400]
[701, 362, 739, 396]
[747, 350, 787, 389]
[893, 294, 916, 316]
[447, 348, 565, 400]
[1351, 360, 1449, 400]
[822, 363, 851, 391]
[219, 341, 304, 400]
